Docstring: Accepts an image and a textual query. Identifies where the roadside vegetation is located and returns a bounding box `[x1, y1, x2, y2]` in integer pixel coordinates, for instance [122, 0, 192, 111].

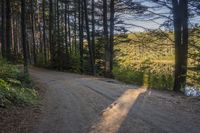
[0, 59, 38, 107]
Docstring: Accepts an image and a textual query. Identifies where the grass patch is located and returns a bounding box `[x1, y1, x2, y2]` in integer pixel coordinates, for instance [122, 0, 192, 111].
[113, 67, 144, 85]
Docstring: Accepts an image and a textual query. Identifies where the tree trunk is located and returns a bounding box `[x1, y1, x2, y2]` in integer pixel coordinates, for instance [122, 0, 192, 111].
[64, 2, 69, 56]
[57, 0, 62, 70]
[49, 0, 55, 66]
[78, 0, 84, 73]
[42, 0, 47, 63]
[103, 0, 111, 77]
[109, 0, 115, 77]
[1, 0, 6, 58]
[180, 0, 189, 90]
[91, 0, 96, 75]
[21, 0, 29, 75]
[31, 0, 37, 64]
[74, 1, 77, 54]
[172, 0, 189, 91]
[67, 4, 72, 53]
[83, 0, 95, 75]
[6, 0, 12, 61]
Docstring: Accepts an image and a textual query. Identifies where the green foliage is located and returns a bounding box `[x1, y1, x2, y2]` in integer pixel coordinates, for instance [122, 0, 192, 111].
[0, 59, 38, 107]
[113, 29, 200, 90]
[95, 38, 106, 76]
[68, 53, 81, 73]
[0, 79, 38, 107]
[113, 66, 174, 90]
[113, 67, 144, 85]
[147, 73, 174, 90]
[0, 59, 20, 80]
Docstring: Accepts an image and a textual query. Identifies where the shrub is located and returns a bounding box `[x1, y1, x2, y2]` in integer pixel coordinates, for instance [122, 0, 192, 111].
[0, 60, 38, 107]
[0, 59, 20, 80]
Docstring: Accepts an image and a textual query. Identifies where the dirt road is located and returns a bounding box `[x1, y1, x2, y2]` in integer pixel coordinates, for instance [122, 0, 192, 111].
[30, 68, 200, 133]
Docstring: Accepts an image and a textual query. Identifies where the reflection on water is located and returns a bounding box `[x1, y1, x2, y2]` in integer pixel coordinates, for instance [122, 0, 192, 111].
[185, 86, 200, 96]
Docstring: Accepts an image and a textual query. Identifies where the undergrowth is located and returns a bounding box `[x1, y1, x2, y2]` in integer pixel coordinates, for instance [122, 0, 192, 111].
[0, 59, 38, 107]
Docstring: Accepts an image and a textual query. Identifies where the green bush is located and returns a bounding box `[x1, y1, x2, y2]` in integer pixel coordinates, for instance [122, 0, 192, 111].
[0, 59, 20, 80]
[69, 54, 81, 73]
[0, 79, 38, 107]
[0, 60, 38, 107]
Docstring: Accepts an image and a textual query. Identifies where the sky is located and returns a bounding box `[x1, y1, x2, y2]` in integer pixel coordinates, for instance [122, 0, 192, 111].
[118, 1, 169, 32]
[121, 0, 200, 32]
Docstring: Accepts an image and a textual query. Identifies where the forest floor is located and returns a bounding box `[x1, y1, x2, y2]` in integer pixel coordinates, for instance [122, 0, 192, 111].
[27, 68, 200, 133]
[0, 85, 44, 133]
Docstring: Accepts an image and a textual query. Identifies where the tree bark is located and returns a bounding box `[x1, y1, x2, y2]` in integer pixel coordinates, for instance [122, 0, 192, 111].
[31, 0, 37, 64]
[1, 0, 6, 58]
[103, 0, 111, 77]
[42, 0, 47, 63]
[64, 2, 69, 55]
[49, 0, 55, 66]
[83, 0, 95, 75]
[6, 0, 12, 61]
[67, 4, 72, 53]
[91, 0, 96, 75]
[74, 1, 77, 54]
[109, 0, 115, 77]
[172, 0, 189, 91]
[21, 0, 29, 75]
[78, 0, 84, 73]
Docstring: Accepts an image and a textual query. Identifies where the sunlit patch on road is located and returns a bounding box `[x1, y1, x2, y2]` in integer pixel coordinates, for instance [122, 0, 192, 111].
[90, 87, 147, 133]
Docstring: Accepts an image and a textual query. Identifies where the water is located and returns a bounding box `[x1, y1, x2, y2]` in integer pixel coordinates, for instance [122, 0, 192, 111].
[185, 86, 200, 96]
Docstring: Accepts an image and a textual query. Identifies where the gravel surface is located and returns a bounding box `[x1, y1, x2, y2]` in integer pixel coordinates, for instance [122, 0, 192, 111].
[30, 67, 200, 133]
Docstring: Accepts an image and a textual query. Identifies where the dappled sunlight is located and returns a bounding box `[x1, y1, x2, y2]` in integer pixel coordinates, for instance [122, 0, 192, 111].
[90, 87, 147, 133]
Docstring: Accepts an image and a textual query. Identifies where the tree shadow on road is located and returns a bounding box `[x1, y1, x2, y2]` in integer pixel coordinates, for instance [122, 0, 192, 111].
[89, 86, 200, 133]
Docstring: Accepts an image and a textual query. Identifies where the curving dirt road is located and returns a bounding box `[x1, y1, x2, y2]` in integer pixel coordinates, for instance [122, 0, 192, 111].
[30, 68, 200, 133]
